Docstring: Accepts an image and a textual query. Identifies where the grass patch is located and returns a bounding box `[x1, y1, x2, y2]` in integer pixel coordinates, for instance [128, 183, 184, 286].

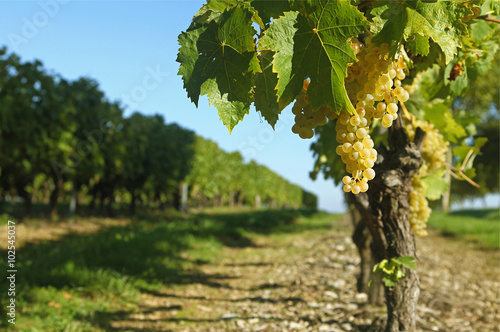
[0, 208, 338, 331]
[428, 208, 500, 250]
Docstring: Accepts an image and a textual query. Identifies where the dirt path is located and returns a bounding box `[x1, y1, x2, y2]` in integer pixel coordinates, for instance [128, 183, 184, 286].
[108, 217, 500, 332]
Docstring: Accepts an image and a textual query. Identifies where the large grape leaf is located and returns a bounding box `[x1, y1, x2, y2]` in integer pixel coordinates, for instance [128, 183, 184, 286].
[206, 0, 265, 29]
[177, 6, 260, 132]
[373, 0, 469, 63]
[250, 0, 292, 25]
[254, 51, 280, 128]
[258, 1, 368, 114]
[202, 79, 249, 131]
[406, 34, 430, 57]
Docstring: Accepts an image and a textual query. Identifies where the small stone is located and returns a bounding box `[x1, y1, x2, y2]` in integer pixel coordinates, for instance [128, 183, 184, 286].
[324, 290, 339, 299]
[308, 302, 321, 308]
[341, 323, 353, 331]
[289, 321, 303, 329]
[336, 244, 346, 251]
[344, 264, 356, 272]
[355, 293, 368, 303]
[333, 279, 346, 289]
[346, 303, 358, 311]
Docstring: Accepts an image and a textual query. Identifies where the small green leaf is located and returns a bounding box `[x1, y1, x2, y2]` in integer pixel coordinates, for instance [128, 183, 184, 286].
[392, 256, 417, 270]
[470, 20, 494, 42]
[443, 57, 468, 96]
[395, 269, 406, 279]
[420, 169, 449, 201]
[453, 137, 488, 171]
[381, 275, 397, 287]
[424, 102, 467, 143]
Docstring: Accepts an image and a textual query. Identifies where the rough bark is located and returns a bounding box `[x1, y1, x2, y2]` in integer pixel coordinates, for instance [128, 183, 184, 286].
[347, 193, 385, 306]
[366, 115, 426, 331]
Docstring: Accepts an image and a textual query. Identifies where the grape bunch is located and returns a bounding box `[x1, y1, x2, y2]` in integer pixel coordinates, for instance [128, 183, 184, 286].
[340, 40, 411, 193]
[291, 38, 411, 195]
[291, 80, 337, 139]
[408, 179, 430, 236]
[345, 39, 409, 129]
[406, 119, 449, 176]
[336, 109, 377, 194]
[406, 118, 449, 236]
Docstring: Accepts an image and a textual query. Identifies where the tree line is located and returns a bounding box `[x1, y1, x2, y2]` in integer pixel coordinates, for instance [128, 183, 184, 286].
[0, 47, 317, 219]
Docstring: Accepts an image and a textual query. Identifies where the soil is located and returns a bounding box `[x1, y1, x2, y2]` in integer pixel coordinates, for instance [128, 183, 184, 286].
[103, 215, 500, 332]
[4, 214, 498, 331]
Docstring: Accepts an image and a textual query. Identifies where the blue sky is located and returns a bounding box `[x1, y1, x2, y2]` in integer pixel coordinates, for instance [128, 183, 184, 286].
[0, 0, 347, 212]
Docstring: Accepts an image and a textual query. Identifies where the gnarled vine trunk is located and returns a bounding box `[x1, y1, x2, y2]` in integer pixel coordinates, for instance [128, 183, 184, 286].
[346, 193, 385, 306]
[347, 115, 425, 331]
[367, 116, 425, 331]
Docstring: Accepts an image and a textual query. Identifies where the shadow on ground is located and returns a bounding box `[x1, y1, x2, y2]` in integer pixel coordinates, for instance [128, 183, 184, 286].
[0, 209, 336, 330]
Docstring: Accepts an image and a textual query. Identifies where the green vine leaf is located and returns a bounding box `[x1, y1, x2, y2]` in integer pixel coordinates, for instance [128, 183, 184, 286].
[371, 256, 416, 288]
[453, 137, 488, 171]
[254, 51, 280, 128]
[202, 79, 250, 132]
[392, 256, 417, 270]
[424, 103, 467, 143]
[258, 1, 368, 113]
[373, 0, 469, 63]
[406, 34, 430, 57]
[177, 6, 260, 132]
[420, 168, 449, 201]
[206, 0, 265, 29]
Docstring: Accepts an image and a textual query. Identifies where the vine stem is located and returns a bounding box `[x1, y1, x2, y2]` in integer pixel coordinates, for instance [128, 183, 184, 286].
[445, 148, 480, 188]
[478, 15, 500, 24]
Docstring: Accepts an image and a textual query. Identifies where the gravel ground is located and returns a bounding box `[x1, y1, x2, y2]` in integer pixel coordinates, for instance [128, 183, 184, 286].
[109, 216, 500, 332]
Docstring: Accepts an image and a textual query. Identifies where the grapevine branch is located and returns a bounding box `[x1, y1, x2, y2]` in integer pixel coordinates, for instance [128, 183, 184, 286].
[478, 15, 500, 24]
[445, 149, 481, 188]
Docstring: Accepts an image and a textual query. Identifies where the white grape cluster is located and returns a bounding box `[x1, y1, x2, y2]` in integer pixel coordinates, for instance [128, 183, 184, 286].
[406, 119, 448, 176]
[291, 38, 411, 195]
[345, 39, 409, 129]
[409, 180, 430, 236]
[336, 109, 377, 194]
[406, 119, 449, 236]
[291, 80, 337, 139]
[338, 40, 410, 194]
